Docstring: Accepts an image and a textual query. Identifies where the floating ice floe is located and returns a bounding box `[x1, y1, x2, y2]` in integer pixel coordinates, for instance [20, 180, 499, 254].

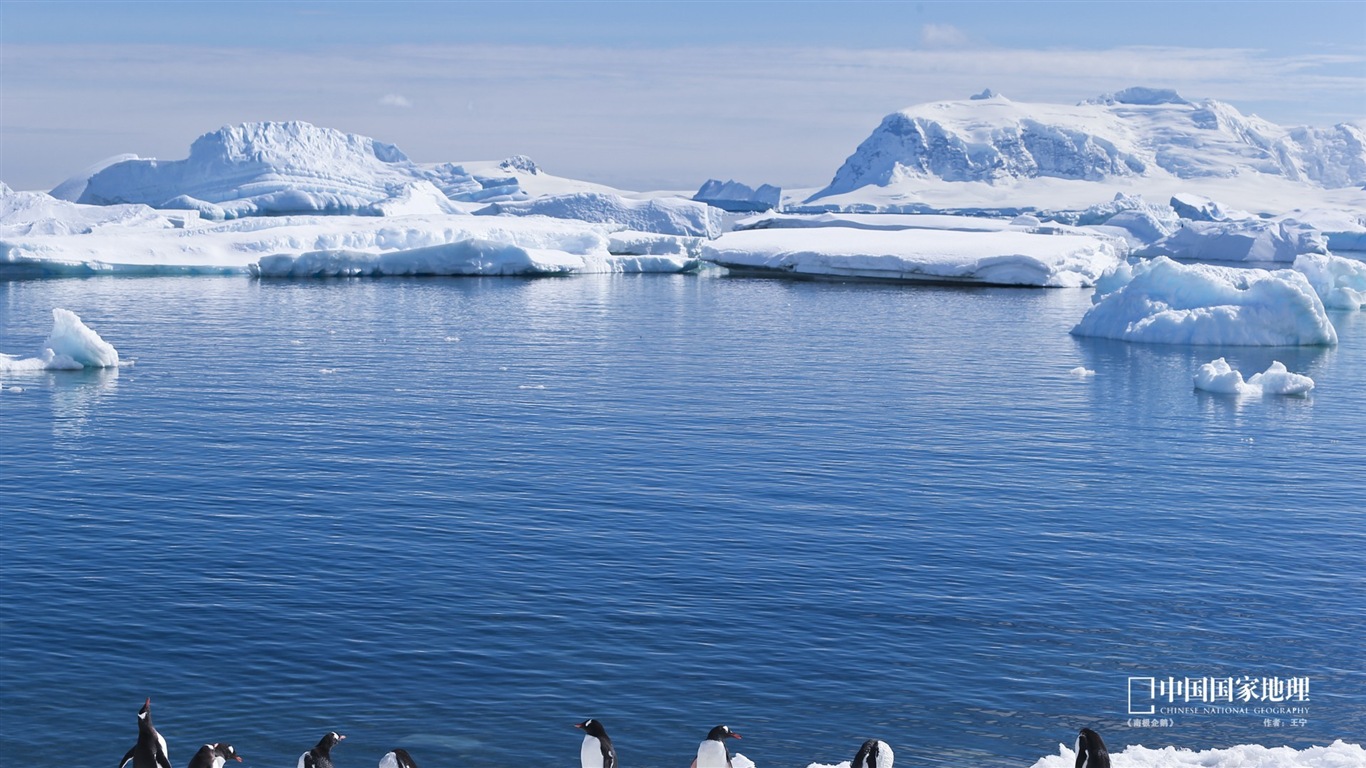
[701, 227, 1120, 287]
[1293, 252, 1366, 310]
[1194, 358, 1315, 396]
[0, 191, 700, 276]
[1069, 366, 1096, 377]
[0, 308, 120, 371]
[1071, 257, 1338, 346]
[1029, 738, 1362, 768]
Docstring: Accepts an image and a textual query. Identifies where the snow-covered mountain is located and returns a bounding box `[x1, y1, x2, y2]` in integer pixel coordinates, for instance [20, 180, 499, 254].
[812, 87, 1366, 200]
[55, 121, 617, 219]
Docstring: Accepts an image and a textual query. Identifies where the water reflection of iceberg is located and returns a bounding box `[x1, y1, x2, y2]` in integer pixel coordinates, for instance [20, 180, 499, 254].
[52, 366, 119, 441]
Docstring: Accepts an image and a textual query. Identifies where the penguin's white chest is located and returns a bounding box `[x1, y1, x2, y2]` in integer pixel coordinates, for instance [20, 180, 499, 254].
[581, 735, 605, 768]
[696, 740, 730, 768]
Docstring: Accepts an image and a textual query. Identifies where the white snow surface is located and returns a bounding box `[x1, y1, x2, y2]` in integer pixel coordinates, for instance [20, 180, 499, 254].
[475, 192, 722, 237]
[1071, 257, 1338, 346]
[815, 90, 1366, 198]
[702, 227, 1119, 287]
[51, 121, 623, 219]
[0, 308, 120, 371]
[1, 193, 699, 276]
[1194, 358, 1315, 396]
[1292, 253, 1366, 310]
[1031, 740, 1362, 768]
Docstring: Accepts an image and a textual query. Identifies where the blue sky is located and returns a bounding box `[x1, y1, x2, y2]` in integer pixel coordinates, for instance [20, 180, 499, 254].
[3, 1, 1364, 191]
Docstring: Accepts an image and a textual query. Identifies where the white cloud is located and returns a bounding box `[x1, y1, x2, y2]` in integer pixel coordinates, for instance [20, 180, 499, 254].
[920, 23, 968, 48]
[379, 93, 413, 108]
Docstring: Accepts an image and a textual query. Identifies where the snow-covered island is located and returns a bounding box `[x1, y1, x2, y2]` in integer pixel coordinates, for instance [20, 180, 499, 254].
[3, 88, 1364, 321]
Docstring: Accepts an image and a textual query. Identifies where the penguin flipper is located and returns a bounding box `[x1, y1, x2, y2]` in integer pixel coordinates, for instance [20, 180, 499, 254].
[299, 752, 315, 768]
[605, 747, 617, 768]
[119, 747, 136, 768]
[157, 750, 173, 768]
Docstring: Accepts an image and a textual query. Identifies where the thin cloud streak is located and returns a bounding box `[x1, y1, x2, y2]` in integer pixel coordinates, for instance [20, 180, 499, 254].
[2, 42, 1362, 191]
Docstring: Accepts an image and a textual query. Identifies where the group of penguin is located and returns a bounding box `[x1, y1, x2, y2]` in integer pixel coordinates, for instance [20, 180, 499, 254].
[118, 698, 1114, 768]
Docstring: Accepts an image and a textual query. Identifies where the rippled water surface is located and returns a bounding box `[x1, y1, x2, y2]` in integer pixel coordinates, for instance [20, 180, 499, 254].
[1, 275, 1363, 768]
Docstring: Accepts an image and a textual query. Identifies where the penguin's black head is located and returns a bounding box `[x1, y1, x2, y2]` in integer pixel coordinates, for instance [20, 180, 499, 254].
[1074, 728, 1109, 768]
[576, 719, 609, 738]
[212, 744, 243, 763]
[706, 725, 741, 741]
[316, 732, 346, 754]
[390, 748, 419, 768]
[138, 698, 152, 720]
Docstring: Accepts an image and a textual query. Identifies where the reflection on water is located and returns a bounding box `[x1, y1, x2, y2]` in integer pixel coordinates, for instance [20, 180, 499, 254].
[50, 366, 121, 441]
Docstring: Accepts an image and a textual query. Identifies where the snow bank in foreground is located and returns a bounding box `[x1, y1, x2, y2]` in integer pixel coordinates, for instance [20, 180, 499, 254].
[0, 309, 120, 371]
[702, 227, 1119, 287]
[475, 192, 722, 237]
[1071, 257, 1338, 345]
[1029, 739, 1362, 768]
[1195, 358, 1315, 396]
[1293, 253, 1366, 310]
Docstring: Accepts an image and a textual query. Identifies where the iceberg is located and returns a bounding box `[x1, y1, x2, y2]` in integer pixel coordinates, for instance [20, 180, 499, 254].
[1293, 253, 1366, 310]
[693, 179, 783, 213]
[1137, 217, 1328, 263]
[1029, 739, 1362, 768]
[474, 192, 722, 237]
[701, 227, 1119, 287]
[1194, 358, 1315, 396]
[1071, 257, 1338, 346]
[0, 308, 120, 371]
[1, 198, 699, 276]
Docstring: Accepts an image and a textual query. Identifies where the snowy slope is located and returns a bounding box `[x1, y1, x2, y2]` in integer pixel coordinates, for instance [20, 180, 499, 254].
[805, 88, 1366, 214]
[54, 122, 624, 220]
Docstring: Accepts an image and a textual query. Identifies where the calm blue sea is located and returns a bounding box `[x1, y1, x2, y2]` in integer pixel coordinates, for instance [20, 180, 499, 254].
[1, 274, 1362, 768]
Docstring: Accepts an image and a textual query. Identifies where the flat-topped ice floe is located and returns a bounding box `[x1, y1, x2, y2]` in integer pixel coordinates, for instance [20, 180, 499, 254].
[475, 192, 722, 237]
[0, 308, 120, 371]
[1071, 257, 1338, 346]
[701, 227, 1119, 287]
[1, 196, 701, 277]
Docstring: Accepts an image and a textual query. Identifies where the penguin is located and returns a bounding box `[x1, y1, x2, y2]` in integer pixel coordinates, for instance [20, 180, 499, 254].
[298, 732, 347, 768]
[188, 744, 243, 768]
[691, 725, 741, 768]
[378, 749, 419, 768]
[575, 719, 617, 768]
[1074, 728, 1110, 768]
[119, 698, 173, 768]
[852, 740, 893, 768]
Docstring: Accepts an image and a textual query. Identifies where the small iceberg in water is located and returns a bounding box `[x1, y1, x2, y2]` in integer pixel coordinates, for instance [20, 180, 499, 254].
[1194, 358, 1314, 397]
[0, 308, 121, 372]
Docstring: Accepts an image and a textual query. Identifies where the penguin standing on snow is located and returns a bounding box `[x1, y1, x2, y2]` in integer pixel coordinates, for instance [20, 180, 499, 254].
[188, 743, 243, 768]
[852, 740, 893, 768]
[691, 725, 741, 768]
[378, 748, 420, 768]
[119, 698, 173, 768]
[298, 732, 347, 768]
[1074, 728, 1110, 768]
[575, 719, 617, 768]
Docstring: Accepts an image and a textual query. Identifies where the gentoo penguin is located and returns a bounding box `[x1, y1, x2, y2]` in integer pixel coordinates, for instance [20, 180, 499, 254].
[852, 740, 893, 768]
[575, 719, 617, 768]
[119, 698, 173, 768]
[691, 725, 742, 768]
[187, 743, 243, 768]
[1074, 728, 1110, 768]
[298, 732, 347, 768]
[378, 749, 420, 768]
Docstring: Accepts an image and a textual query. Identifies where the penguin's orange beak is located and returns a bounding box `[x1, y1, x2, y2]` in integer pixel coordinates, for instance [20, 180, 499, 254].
[730, 732, 742, 740]
[233, 758, 243, 763]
